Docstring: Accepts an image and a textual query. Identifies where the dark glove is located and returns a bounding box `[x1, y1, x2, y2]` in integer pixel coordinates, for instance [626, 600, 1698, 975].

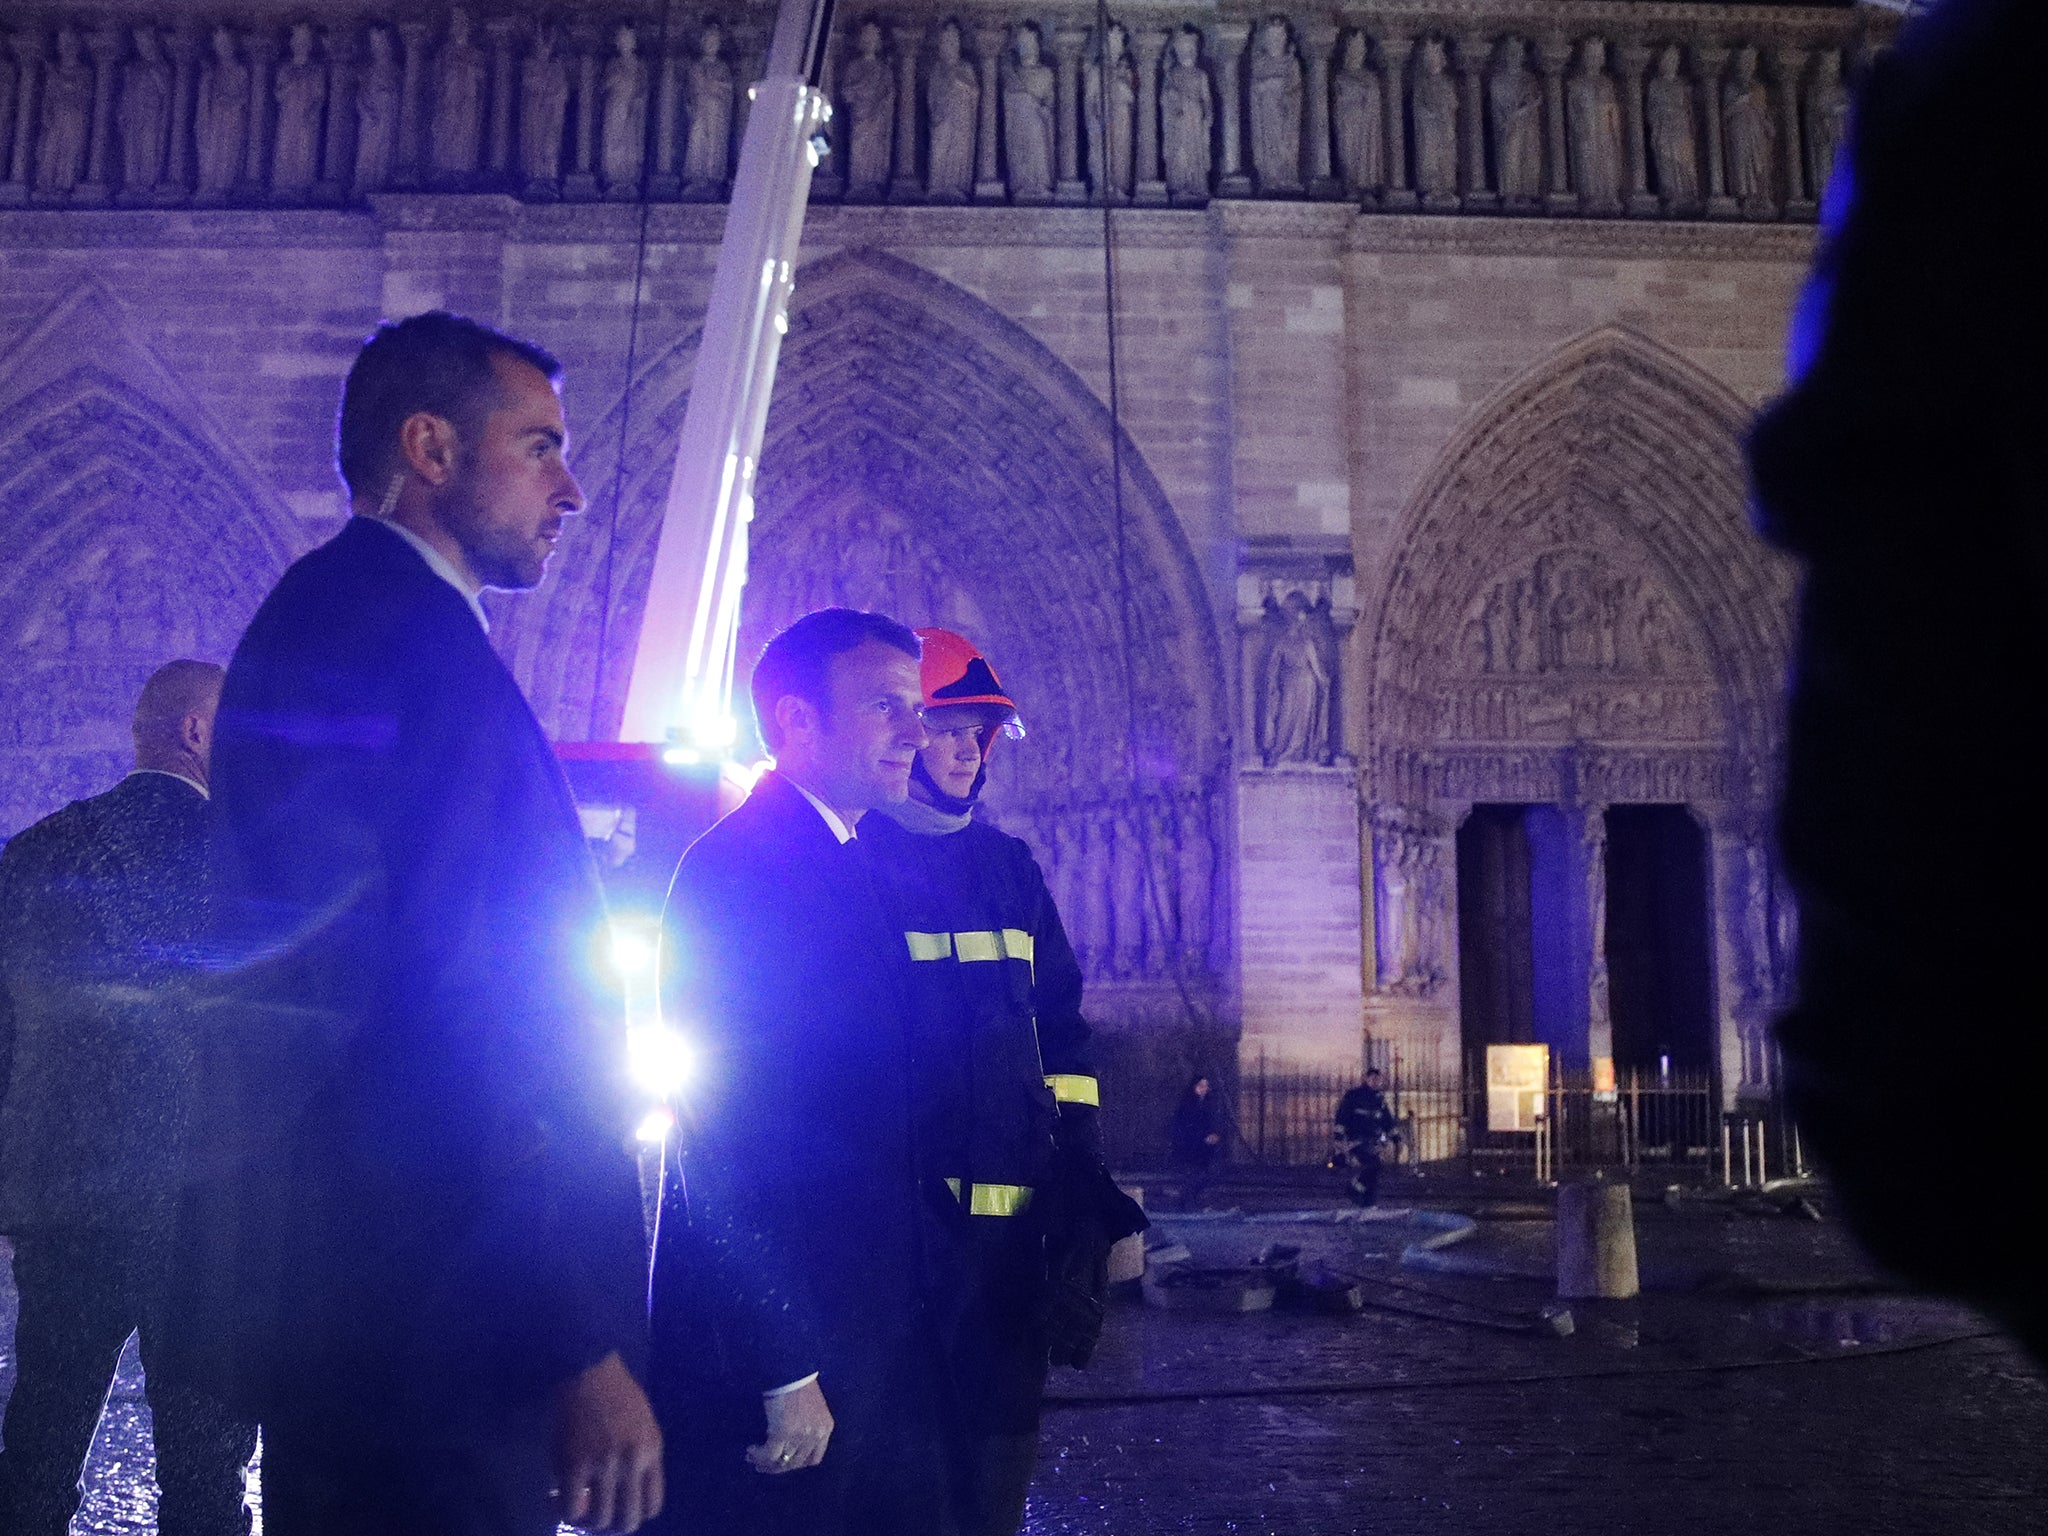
[1038, 1150, 1147, 1369]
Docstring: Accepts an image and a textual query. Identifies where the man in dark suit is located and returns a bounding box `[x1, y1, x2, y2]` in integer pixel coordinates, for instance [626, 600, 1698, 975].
[182, 311, 661, 1533]
[650, 608, 946, 1535]
[0, 660, 256, 1536]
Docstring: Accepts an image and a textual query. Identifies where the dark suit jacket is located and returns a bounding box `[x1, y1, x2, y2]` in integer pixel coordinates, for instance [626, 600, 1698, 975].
[651, 772, 930, 1415]
[0, 772, 213, 1233]
[180, 516, 648, 1436]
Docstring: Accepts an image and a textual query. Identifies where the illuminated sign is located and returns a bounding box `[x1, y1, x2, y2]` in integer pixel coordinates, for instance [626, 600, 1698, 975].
[1486, 1043, 1549, 1133]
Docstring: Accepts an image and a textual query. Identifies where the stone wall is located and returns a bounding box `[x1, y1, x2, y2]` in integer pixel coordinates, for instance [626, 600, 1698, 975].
[0, 0, 1887, 1105]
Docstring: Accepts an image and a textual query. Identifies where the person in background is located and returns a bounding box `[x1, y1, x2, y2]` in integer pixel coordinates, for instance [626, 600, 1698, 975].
[1332, 1068, 1398, 1208]
[859, 627, 1143, 1536]
[0, 661, 256, 1536]
[1168, 1074, 1223, 1211]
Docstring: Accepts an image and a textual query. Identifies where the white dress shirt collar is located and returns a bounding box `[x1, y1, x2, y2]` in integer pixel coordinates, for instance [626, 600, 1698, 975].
[788, 778, 858, 844]
[364, 516, 491, 632]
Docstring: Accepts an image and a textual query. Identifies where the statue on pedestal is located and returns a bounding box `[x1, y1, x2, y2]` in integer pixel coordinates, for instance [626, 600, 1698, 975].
[1084, 22, 1134, 200]
[195, 25, 250, 197]
[1805, 50, 1849, 199]
[1160, 27, 1213, 202]
[1566, 37, 1622, 209]
[429, 7, 485, 182]
[1410, 37, 1458, 201]
[35, 27, 93, 194]
[840, 21, 894, 199]
[1646, 44, 1700, 208]
[1722, 45, 1774, 212]
[1003, 25, 1055, 200]
[270, 22, 327, 196]
[353, 26, 399, 192]
[1247, 17, 1302, 193]
[1331, 31, 1381, 197]
[1490, 36, 1542, 203]
[601, 23, 647, 194]
[118, 28, 173, 195]
[520, 26, 568, 188]
[1258, 592, 1331, 767]
[926, 20, 978, 201]
[682, 24, 733, 193]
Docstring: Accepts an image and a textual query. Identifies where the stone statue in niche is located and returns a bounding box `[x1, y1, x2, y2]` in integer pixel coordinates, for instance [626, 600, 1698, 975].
[1111, 808, 1148, 977]
[1084, 22, 1134, 201]
[1003, 25, 1055, 201]
[1258, 590, 1332, 767]
[601, 23, 648, 195]
[1331, 31, 1381, 197]
[1635, 586, 1680, 673]
[1566, 37, 1623, 210]
[682, 24, 734, 194]
[430, 7, 486, 182]
[34, 27, 92, 194]
[353, 26, 400, 192]
[1646, 43, 1700, 209]
[196, 26, 251, 198]
[1374, 824, 1419, 991]
[118, 27, 173, 196]
[1805, 50, 1849, 200]
[1490, 37, 1543, 205]
[1722, 45, 1774, 212]
[520, 25, 569, 190]
[1247, 17, 1302, 194]
[840, 21, 894, 199]
[1416, 839, 1448, 994]
[1175, 788, 1213, 968]
[270, 22, 327, 197]
[1411, 37, 1459, 203]
[1478, 584, 1512, 673]
[1159, 27, 1212, 203]
[926, 20, 979, 202]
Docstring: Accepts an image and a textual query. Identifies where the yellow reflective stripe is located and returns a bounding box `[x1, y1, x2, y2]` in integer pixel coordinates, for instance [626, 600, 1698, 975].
[1001, 929, 1034, 966]
[906, 932, 953, 961]
[904, 929, 1036, 974]
[942, 1179, 1034, 1217]
[954, 930, 1002, 962]
[1045, 1073, 1100, 1107]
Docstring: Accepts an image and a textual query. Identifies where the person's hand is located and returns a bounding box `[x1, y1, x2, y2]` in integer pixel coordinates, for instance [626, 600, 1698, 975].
[553, 1351, 664, 1532]
[747, 1376, 833, 1474]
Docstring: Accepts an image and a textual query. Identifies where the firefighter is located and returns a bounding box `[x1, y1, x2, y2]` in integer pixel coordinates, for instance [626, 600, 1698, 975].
[1333, 1068, 1399, 1207]
[859, 628, 1143, 1536]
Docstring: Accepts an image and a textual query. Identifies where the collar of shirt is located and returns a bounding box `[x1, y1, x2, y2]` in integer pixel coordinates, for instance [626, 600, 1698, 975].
[125, 768, 209, 800]
[788, 778, 858, 844]
[363, 515, 491, 632]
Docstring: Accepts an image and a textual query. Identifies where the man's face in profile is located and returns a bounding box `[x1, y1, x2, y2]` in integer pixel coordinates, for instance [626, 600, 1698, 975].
[442, 352, 586, 590]
[811, 639, 927, 813]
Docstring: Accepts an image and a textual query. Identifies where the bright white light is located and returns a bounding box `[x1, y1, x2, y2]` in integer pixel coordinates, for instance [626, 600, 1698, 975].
[635, 1105, 675, 1144]
[610, 925, 658, 978]
[663, 745, 701, 766]
[690, 705, 738, 750]
[629, 1026, 695, 1098]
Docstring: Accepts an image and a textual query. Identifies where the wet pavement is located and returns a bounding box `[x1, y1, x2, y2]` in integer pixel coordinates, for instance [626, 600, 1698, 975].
[6, 1178, 2046, 1534]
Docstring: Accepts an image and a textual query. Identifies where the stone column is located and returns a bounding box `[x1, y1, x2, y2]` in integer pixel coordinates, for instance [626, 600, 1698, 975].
[1, 31, 39, 204]
[486, 18, 517, 180]
[1577, 803, 1613, 1071]
[649, 26, 684, 199]
[76, 25, 120, 205]
[317, 27, 356, 204]
[1537, 35, 1574, 214]
[1617, 40, 1657, 217]
[1697, 44, 1736, 218]
[1214, 20, 1251, 197]
[1302, 21, 1337, 198]
[1053, 25, 1087, 203]
[562, 23, 601, 200]
[395, 20, 429, 186]
[165, 27, 199, 197]
[1773, 44, 1812, 219]
[1456, 31, 1493, 211]
[239, 28, 279, 198]
[1379, 34, 1415, 211]
[888, 24, 921, 202]
[1134, 27, 1168, 204]
[973, 23, 1004, 201]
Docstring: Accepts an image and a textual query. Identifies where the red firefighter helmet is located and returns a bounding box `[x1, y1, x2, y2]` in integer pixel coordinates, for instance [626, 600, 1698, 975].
[914, 628, 1024, 757]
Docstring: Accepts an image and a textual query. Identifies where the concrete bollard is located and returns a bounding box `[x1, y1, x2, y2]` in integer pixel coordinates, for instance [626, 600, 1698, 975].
[1556, 1181, 1640, 1300]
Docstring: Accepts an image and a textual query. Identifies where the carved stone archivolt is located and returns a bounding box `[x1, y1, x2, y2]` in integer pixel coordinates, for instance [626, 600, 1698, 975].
[0, 5, 1886, 220]
[487, 248, 1230, 994]
[0, 282, 298, 836]
[1368, 325, 1796, 823]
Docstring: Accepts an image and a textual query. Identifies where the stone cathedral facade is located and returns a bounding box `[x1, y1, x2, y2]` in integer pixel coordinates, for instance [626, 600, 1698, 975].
[0, 0, 1894, 1117]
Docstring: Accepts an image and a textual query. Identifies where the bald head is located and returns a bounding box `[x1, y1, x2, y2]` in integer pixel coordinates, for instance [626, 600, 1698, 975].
[133, 660, 225, 788]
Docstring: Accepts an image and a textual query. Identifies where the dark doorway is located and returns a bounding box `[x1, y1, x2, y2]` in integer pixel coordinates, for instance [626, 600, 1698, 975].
[1604, 805, 1716, 1076]
[1457, 804, 1578, 1064]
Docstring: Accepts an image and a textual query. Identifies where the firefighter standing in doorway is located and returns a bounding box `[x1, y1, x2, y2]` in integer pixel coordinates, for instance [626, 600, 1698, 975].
[860, 628, 1144, 1536]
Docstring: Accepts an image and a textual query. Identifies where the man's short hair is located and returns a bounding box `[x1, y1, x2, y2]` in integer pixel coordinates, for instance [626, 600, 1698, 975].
[751, 608, 921, 753]
[336, 310, 562, 500]
[132, 659, 224, 753]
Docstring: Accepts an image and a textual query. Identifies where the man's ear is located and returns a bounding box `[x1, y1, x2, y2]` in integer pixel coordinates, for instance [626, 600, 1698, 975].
[397, 411, 462, 487]
[773, 693, 819, 748]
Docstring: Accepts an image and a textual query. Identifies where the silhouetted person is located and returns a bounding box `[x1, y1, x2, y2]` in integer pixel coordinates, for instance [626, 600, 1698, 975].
[0, 661, 256, 1536]
[1748, 0, 2048, 1362]
[1168, 1075, 1223, 1210]
[172, 313, 660, 1532]
[1333, 1068, 1397, 1208]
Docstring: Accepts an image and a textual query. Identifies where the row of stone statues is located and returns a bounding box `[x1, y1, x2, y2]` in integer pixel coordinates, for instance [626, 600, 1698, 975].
[1, 11, 1863, 216]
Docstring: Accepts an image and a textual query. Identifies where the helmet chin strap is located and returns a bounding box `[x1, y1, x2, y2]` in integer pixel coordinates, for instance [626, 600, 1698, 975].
[910, 754, 985, 816]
